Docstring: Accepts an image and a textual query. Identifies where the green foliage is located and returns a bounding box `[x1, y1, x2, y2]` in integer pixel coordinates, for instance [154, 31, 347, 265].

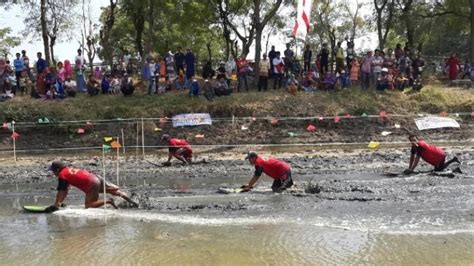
[0, 27, 20, 56]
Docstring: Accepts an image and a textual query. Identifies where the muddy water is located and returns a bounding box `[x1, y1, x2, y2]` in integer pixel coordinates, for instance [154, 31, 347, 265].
[0, 148, 473, 265]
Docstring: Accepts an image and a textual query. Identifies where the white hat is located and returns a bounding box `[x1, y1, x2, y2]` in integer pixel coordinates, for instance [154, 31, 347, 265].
[205, 79, 209, 82]
[381, 68, 388, 72]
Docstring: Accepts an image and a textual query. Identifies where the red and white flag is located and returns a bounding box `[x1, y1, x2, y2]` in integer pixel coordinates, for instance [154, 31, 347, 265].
[292, 0, 313, 39]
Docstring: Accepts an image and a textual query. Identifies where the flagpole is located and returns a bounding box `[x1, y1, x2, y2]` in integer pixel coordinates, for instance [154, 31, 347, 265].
[121, 128, 126, 156]
[141, 118, 145, 159]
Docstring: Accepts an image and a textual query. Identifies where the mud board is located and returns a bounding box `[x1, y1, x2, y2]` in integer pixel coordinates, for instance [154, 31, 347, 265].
[217, 187, 273, 194]
[22, 205, 50, 213]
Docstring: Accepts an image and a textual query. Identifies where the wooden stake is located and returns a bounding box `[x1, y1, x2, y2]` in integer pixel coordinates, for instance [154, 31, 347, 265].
[102, 147, 107, 220]
[141, 117, 145, 159]
[116, 136, 120, 186]
[121, 128, 126, 156]
[12, 121, 16, 163]
[136, 122, 139, 156]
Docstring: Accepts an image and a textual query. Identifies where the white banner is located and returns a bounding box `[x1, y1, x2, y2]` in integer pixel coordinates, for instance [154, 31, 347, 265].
[172, 113, 212, 128]
[415, 117, 460, 131]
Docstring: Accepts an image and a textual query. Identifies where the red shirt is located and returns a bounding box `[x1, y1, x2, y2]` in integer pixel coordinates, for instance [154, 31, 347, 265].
[58, 167, 98, 193]
[412, 140, 446, 167]
[254, 156, 291, 180]
[168, 138, 192, 150]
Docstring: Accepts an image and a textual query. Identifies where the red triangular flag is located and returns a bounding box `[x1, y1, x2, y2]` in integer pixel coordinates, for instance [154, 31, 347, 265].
[379, 111, 388, 119]
[77, 128, 85, 134]
[11, 132, 20, 140]
[271, 118, 278, 125]
[334, 116, 341, 123]
[2, 122, 9, 129]
[439, 111, 448, 117]
[306, 124, 316, 132]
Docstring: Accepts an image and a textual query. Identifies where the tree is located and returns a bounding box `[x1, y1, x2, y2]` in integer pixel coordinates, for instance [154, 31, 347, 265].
[0, 27, 20, 57]
[373, 0, 395, 51]
[121, 0, 146, 61]
[21, 0, 78, 64]
[79, 0, 99, 73]
[98, 0, 118, 69]
[253, 0, 284, 74]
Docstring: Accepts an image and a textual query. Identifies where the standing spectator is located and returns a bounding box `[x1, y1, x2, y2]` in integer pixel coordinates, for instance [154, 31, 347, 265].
[258, 53, 270, 91]
[394, 43, 403, 61]
[13, 53, 24, 95]
[225, 56, 236, 83]
[21, 50, 34, 81]
[165, 51, 175, 81]
[283, 43, 294, 78]
[445, 53, 461, 81]
[36, 52, 47, 94]
[335, 41, 345, 73]
[272, 52, 284, 90]
[350, 57, 360, 85]
[174, 47, 185, 74]
[360, 51, 373, 90]
[412, 53, 425, 80]
[371, 49, 384, 86]
[185, 48, 195, 81]
[122, 49, 131, 71]
[346, 38, 355, 70]
[319, 43, 329, 75]
[461, 57, 472, 80]
[216, 62, 226, 80]
[303, 45, 312, 72]
[236, 55, 249, 91]
[202, 61, 215, 80]
[268, 45, 277, 76]
[74, 49, 87, 92]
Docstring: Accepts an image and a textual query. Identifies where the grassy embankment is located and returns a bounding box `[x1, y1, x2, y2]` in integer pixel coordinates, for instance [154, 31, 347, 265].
[1, 85, 472, 122]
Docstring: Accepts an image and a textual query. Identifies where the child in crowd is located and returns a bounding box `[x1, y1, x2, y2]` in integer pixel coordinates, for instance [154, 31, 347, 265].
[87, 75, 100, 96]
[230, 70, 238, 93]
[301, 72, 316, 93]
[322, 72, 336, 90]
[203, 79, 214, 101]
[286, 74, 298, 95]
[337, 70, 351, 89]
[350, 57, 360, 85]
[189, 78, 200, 96]
[110, 76, 120, 94]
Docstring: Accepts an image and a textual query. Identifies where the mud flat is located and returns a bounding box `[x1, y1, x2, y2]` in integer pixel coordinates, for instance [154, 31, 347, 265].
[0, 147, 472, 265]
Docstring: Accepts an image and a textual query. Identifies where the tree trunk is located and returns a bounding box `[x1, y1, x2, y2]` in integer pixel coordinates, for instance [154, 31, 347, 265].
[40, 0, 51, 64]
[146, 0, 155, 54]
[253, 0, 262, 78]
[206, 42, 212, 62]
[49, 36, 56, 65]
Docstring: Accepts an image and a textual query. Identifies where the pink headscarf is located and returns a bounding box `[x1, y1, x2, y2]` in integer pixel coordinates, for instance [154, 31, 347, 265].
[63, 60, 73, 79]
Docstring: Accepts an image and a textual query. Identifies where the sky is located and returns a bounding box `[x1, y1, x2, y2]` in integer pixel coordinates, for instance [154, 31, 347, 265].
[1, 0, 376, 62]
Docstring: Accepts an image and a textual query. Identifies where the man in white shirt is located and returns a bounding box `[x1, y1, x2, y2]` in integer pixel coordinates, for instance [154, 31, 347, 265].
[258, 53, 270, 91]
[272, 52, 284, 90]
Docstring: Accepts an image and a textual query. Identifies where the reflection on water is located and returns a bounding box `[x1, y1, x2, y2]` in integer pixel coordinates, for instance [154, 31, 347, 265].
[0, 195, 473, 265]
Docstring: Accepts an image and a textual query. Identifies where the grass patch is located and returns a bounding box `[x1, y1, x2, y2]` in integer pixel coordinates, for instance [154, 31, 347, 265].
[1, 85, 472, 122]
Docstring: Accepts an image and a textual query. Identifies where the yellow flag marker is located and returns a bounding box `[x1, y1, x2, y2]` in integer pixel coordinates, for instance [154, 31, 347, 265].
[154, 128, 162, 132]
[368, 141, 381, 149]
[104, 137, 113, 142]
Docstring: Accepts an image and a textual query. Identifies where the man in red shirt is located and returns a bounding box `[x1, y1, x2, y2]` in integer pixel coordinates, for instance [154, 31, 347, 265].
[405, 135, 460, 174]
[241, 151, 293, 192]
[45, 161, 138, 212]
[162, 134, 193, 165]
